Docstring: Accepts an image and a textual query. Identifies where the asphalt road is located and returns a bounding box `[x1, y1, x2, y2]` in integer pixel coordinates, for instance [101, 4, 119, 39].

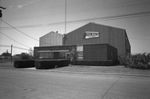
[0, 63, 150, 99]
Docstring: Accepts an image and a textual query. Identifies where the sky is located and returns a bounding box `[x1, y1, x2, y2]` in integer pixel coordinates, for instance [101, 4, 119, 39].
[0, 0, 150, 55]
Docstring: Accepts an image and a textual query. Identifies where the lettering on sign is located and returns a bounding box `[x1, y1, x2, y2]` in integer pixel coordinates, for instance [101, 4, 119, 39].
[85, 31, 99, 39]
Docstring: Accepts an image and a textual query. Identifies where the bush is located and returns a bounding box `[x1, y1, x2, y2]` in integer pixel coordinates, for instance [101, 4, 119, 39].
[35, 59, 70, 69]
[13, 53, 33, 60]
[14, 59, 35, 68]
[35, 60, 56, 69]
[119, 53, 150, 69]
[74, 60, 118, 66]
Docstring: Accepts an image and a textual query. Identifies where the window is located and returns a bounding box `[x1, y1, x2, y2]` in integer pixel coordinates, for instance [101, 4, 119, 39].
[39, 52, 53, 59]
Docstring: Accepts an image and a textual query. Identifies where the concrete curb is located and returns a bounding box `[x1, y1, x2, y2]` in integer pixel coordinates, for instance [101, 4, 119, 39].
[50, 70, 150, 78]
[24, 67, 150, 78]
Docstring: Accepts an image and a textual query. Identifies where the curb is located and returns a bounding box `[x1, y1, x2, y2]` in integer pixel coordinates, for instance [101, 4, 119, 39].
[50, 70, 150, 78]
[23, 67, 150, 78]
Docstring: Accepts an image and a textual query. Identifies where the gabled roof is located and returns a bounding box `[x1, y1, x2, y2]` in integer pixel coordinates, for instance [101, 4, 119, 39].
[66, 22, 126, 35]
[40, 31, 63, 39]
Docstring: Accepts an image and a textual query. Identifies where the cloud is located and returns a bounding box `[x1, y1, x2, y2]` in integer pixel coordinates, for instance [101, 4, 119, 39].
[17, 0, 40, 9]
[6, 0, 40, 10]
[17, 5, 23, 9]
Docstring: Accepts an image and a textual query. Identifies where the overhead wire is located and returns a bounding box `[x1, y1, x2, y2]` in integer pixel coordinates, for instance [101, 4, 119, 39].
[0, 45, 29, 51]
[0, 31, 30, 48]
[0, 18, 39, 41]
[0, 19, 51, 45]
[13, 46, 29, 51]
[0, 10, 150, 46]
[0, 2, 150, 45]
[1, 11, 150, 29]
[54, 11, 150, 24]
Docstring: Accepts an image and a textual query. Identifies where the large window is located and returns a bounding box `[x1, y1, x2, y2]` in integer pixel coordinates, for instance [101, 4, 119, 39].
[38, 50, 70, 59]
[39, 52, 53, 59]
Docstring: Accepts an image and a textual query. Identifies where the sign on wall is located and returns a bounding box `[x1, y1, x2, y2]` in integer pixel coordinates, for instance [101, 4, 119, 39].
[85, 31, 99, 39]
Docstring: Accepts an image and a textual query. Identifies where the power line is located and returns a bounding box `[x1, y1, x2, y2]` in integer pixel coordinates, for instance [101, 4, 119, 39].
[0, 31, 30, 48]
[64, 11, 150, 24]
[0, 10, 150, 46]
[0, 45, 29, 51]
[0, 18, 39, 41]
[13, 46, 29, 51]
[0, 19, 53, 45]
[1, 11, 150, 29]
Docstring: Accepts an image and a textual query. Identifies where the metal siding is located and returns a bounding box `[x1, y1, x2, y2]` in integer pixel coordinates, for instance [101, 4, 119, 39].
[107, 44, 118, 61]
[109, 27, 126, 56]
[83, 44, 108, 61]
[64, 23, 130, 57]
[39, 32, 63, 47]
[125, 32, 131, 55]
[64, 23, 109, 46]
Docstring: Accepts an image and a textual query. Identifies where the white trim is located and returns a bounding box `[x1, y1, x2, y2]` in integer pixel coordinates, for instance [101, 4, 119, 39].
[38, 50, 69, 53]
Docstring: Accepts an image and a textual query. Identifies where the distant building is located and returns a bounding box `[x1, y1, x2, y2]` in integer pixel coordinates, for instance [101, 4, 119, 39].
[39, 31, 63, 47]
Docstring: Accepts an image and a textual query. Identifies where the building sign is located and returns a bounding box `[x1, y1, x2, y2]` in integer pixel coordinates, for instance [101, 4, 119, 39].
[85, 31, 99, 39]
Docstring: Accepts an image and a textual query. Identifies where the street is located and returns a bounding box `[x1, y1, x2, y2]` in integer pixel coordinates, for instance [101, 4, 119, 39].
[0, 63, 150, 99]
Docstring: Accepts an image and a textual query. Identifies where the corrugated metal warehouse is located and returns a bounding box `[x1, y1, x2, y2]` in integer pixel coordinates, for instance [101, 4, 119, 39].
[34, 22, 131, 66]
[39, 31, 63, 47]
[63, 22, 130, 57]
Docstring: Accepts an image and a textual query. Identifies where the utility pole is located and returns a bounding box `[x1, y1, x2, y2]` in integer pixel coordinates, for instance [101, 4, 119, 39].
[11, 45, 13, 64]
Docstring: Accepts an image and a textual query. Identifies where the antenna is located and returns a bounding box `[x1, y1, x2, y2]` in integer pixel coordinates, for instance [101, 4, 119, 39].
[65, 0, 67, 34]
